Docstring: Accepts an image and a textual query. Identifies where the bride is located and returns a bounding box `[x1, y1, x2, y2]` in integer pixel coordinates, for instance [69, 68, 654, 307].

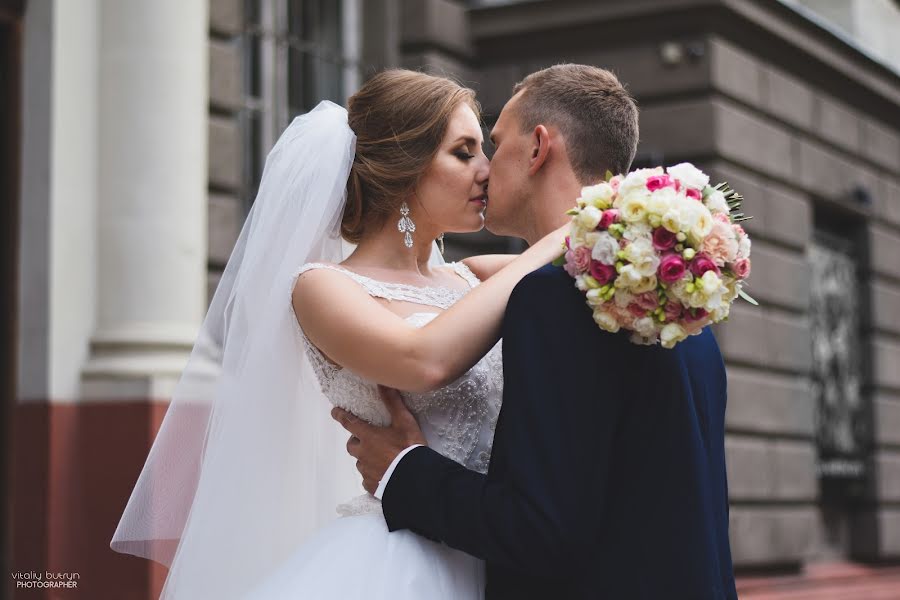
[110, 69, 566, 599]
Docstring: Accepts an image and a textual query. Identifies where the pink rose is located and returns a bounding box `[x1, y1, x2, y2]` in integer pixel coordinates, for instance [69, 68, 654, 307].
[664, 300, 683, 321]
[733, 258, 751, 279]
[627, 302, 648, 318]
[689, 253, 720, 277]
[635, 291, 659, 312]
[646, 174, 675, 192]
[598, 209, 620, 230]
[684, 307, 709, 323]
[590, 260, 616, 286]
[609, 175, 622, 191]
[658, 252, 687, 284]
[685, 188, 702, 201]
[734, 224, 746, 236]
[714, 212, 730, 224]
[652, 227, 677, 251]
[564, 246, 592, 276]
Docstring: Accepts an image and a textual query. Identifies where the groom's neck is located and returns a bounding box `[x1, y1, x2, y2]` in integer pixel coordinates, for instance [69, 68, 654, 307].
[524, 178, 581, 246]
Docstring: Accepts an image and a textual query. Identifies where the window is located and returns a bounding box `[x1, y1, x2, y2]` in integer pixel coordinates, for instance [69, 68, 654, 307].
[241, 0, 360, 210]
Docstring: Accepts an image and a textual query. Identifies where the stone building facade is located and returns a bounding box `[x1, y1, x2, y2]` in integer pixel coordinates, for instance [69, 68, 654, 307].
[5, 0, 900, 598]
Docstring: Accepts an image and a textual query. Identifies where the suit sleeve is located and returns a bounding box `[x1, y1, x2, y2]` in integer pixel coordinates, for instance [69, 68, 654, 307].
[381, 271, 623, 575]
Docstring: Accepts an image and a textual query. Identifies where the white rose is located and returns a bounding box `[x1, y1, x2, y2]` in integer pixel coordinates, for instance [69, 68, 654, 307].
[591, 231, 620, 265]
[661, 209, 682, 233]
[667, 163, 709, 191]
[576, 206, 602, 230]
[631, 275, 658, 294]
[584, 231, 601, 248]
[593, 309, 621, 333]
[633, 316, 657, 338]
[660, 323, 688, 349]
[699, 270, 723, 296]
[705, 189, 729, 215]
[619, 191, 649, 223]
[580, 182, 615, 209]
[614, 289, 634, 308]
[615, 264, 643, 289]
[691, 204, 714, 239]
[574, 275, 589, 291]
[710, 305, 730, 322]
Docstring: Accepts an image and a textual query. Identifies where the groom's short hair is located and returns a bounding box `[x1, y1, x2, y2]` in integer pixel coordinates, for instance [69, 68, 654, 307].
[513, 64, 639, 183]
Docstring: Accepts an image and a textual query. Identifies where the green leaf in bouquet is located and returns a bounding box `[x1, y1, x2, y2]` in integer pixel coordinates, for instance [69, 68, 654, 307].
[604, 169, 614, 182]
[552, 254, 567, 267]
[566, 208, 580, 216]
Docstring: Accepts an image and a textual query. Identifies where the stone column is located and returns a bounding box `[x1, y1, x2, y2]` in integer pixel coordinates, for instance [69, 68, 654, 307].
[82, 0, 208, 400]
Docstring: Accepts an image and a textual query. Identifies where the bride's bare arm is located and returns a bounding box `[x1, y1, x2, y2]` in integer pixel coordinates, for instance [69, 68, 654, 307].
[293, 225, 566, 393]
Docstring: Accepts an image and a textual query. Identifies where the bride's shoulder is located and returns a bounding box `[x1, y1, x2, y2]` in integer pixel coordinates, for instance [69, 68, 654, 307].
[292, 262, 369, 298]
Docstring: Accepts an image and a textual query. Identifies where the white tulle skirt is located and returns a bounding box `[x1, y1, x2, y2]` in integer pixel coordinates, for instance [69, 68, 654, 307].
[243, 512, 485, 599]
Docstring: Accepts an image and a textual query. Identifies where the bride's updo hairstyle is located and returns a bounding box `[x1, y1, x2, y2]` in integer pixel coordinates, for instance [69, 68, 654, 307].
[341, 69, 480, 243]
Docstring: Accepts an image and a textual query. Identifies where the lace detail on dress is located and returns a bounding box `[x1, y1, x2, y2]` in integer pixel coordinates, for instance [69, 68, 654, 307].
[289, 261, 504, 517]
[294, 262, 476, 310]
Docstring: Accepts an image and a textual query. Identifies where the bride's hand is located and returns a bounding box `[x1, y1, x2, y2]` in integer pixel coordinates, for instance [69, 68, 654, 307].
[533, 221, 571, 261]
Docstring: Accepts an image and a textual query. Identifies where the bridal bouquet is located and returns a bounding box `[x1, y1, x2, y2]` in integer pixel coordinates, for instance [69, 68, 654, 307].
[559, 163, 755, 348]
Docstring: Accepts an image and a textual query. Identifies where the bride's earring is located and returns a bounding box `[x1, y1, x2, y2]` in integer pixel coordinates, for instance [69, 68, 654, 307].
[437, 233, 445, 255]
[398, 201, 416, 249]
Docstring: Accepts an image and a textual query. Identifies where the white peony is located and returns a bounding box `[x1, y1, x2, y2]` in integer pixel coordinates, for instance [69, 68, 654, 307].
[591, 231, 620, 265]
[576, 206, 602, 230]
[667, 163, 709, 191]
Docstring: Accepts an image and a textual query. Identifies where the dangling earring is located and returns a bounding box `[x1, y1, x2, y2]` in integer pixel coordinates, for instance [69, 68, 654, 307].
[398, 201, 416, 249]
[437, 233, 445, 255]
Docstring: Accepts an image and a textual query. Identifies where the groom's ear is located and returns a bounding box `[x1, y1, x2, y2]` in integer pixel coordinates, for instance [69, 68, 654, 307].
[527, 124, 551, 176]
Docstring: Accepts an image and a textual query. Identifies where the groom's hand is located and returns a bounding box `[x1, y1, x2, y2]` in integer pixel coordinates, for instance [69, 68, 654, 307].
[332, 386, 427, 495]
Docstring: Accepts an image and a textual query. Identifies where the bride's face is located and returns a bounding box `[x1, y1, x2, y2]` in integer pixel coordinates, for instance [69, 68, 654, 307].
[411, 102, 490, 235]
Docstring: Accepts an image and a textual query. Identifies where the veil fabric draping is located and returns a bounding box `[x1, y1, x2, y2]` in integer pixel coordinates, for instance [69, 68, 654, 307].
[110, 100, 444, 597]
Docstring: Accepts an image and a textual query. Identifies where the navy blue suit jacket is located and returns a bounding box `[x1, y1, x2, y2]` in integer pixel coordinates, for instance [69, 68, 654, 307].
[382, 264, 737, 599]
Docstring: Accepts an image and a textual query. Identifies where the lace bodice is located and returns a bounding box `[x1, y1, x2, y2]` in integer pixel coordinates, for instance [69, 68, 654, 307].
[292, 262, 504, 517]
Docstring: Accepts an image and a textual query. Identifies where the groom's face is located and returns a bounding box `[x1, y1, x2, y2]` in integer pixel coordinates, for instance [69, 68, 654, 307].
[484, 91, 531, 238]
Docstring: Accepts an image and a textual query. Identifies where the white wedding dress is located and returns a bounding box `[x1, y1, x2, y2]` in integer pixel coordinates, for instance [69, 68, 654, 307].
[244, 260, 504, 599]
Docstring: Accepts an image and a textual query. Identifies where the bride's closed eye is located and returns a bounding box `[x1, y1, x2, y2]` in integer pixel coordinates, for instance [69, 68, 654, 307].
[454, 147, 476, 161]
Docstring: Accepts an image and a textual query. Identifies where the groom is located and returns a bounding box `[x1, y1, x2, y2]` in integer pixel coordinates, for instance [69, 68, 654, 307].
[334, 64, 737, 599]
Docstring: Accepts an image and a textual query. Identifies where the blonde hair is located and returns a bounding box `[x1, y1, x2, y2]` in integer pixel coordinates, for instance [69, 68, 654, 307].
[341, 70, 480, 243]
